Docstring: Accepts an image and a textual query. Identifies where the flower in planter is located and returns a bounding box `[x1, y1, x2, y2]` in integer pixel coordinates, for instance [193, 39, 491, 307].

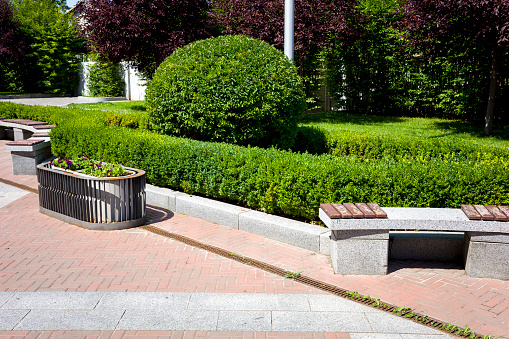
[53, 156, 129, 178]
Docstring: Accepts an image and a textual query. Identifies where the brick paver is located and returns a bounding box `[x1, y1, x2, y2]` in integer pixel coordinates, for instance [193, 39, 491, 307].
[1, 139, 508, 338]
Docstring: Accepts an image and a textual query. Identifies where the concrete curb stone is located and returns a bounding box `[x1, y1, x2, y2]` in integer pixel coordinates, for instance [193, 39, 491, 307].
[146, 184, 331, 254]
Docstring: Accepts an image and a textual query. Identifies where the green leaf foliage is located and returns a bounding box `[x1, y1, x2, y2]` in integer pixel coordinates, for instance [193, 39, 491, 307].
[146, 35, 306, 149]
[86, 60, 125, 97]
[2, 102, 508, 222]
[8, 0, 86, 94]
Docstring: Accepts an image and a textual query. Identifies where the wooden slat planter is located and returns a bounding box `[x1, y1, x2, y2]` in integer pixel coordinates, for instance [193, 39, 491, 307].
[36, 161, 146, 230]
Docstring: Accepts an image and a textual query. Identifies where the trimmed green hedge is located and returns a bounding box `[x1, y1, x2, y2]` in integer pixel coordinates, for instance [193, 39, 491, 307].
[1, 102, 508, 222]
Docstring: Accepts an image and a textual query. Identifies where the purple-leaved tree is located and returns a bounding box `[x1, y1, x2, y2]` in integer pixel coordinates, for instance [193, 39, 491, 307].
[79, 0, 214, 77]
[401, 0, 509, 134]
[0, 0, 26, 60]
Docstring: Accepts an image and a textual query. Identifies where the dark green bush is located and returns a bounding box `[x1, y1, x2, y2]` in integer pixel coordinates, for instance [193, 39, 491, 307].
[2, 102, 508, 222]
[145, 35, 306, 149]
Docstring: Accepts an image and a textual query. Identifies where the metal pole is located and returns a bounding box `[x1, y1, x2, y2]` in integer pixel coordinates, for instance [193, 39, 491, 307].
[284, 0, 294, 61]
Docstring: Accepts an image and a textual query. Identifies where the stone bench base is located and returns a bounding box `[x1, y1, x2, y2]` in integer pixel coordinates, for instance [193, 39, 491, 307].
[5, 140, 52, 175]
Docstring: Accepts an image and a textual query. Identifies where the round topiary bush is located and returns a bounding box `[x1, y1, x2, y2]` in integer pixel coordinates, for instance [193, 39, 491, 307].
[145, 35, 306, 149]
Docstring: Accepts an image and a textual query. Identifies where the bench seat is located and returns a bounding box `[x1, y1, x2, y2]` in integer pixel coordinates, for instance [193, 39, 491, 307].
[320, 207, 509, 279]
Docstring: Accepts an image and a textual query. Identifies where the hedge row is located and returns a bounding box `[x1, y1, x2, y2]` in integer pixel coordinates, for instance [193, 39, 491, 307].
[1, 102, 508, 222]
[324, 130, 509, 162]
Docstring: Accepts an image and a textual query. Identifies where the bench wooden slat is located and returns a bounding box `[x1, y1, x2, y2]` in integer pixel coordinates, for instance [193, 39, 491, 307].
[33, 124, 55, 130]
[3, 119, 47, 126]
[6, 139, 43, 146]
[498, 206, 509, 218]
[461, 204, 481, 220]
[343, 203, 364, 219]
[367, 203, 387, 218]
[473, 205, 494, 221]
[320, 203, 341, 219]
[486, 205, 508, 222]
[355, 203, 375, 219]
[331, 203, 352, 219]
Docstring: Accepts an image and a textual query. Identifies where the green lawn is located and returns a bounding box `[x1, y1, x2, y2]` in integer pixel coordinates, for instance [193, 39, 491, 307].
[69, 102, 509, 152]
[301, 111, 509, 150]
[68, 101, 146, 114]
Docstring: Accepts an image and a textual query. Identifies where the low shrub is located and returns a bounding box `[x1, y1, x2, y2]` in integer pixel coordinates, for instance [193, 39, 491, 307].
[145, 35, 306, 149]
[2, 102, 508, 222]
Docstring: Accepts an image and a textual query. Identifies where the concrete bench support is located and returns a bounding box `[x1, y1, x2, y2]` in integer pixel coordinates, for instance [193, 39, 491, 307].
[6, 140, 52, 175]
[331, 230, 389, 275]
[464, 232, 509, 279]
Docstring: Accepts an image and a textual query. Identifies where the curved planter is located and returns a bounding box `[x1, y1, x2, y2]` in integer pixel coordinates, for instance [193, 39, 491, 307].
[36, 161, 146, 230]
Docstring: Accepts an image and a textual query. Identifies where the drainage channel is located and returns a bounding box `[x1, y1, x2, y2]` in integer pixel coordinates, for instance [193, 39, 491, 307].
[142, 224, 485, 339]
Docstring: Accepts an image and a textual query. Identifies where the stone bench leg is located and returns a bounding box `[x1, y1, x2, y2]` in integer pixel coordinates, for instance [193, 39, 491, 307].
[464, 232, 509, 279]
[331, 230, 389, 275]
[0, 126, 5, 139]
[13, 128, 33, 140]
[6, 141, 52, 175]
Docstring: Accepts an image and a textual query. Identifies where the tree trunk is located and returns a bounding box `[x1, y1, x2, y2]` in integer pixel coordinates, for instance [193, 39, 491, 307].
[484, 45, 499, 135]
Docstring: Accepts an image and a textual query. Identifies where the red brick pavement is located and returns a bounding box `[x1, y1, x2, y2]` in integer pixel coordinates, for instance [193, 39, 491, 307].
[1, 139, 509, 338]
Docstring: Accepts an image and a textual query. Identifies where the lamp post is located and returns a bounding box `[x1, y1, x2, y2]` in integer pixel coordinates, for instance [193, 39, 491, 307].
[284, 0, 294, 61]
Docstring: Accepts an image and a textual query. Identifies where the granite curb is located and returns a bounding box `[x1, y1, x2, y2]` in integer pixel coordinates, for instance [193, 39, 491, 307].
[146, 184, 332, 255]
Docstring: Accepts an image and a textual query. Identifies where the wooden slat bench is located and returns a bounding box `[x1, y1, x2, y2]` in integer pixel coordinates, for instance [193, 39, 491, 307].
[319, 203, 509, 280]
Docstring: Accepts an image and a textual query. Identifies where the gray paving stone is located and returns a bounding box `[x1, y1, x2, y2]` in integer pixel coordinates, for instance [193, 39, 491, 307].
[188, 293, 278, 310]
[0, 183, 29, 208]
[0, 310, 29, 330]
[0, 292, 15, 308]
[217, 310, 272, 331]
[3, 292, 103, 309]
[276, 294, 310, 311]
[272, 311, 372, 332]
[13, 309, 124, 330]
[308, 294, 379, 313]
[117, 309, 218, 330]
[365, 312, 443, 334]
[176, 194, 249, 229]
[239, 210, 327, 252]
[95, 292, 191, 310]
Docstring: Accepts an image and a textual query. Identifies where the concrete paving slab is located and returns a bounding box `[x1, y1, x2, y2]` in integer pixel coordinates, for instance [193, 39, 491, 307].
[95, 292, 191, 310]
[308, 294, 380, 313]
[276, 294, 311, 312]
[349, 334, 452, 339]
[2, 292, 103, 310]
[365, 312, 442, 334]
[217, 310, 272, 331]
[117, 309, 218, 331]
[272, 311, 373, 332]
[13, 309, 124, 330]
[0, 310, 29, 330]
[188, 293, 278, 311]
[0, 182, 29, 208]
[0, 292, 15, 308]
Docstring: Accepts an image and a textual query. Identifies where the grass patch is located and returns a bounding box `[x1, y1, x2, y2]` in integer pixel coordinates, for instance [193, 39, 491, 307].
[301, 111, 509, 149]
[68, 101, 147, 114]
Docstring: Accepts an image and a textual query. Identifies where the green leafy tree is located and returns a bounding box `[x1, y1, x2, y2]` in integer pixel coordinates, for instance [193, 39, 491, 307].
[10, 0, 86, 94]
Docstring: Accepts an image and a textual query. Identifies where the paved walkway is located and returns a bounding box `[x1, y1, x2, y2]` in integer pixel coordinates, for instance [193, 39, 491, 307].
[1, 99, 509, 338]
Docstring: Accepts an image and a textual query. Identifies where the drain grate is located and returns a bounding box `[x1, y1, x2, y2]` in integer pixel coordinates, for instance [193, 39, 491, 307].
[141, 224, 486, 339]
